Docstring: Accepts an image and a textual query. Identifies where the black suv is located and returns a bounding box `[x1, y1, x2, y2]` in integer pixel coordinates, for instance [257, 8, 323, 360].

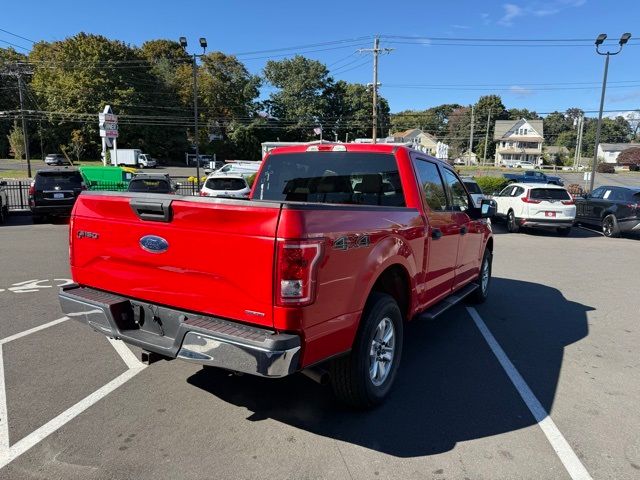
[127, 173, 176, 194]
[29, 168, 85, 222]
[575, 185, 640, 237]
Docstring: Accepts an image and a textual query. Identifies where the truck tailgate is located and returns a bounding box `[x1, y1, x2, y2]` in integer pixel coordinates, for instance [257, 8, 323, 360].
[70, 193, 281, 327]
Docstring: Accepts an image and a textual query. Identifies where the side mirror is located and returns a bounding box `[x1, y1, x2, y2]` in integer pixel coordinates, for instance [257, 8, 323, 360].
[480, 199, 497, 218]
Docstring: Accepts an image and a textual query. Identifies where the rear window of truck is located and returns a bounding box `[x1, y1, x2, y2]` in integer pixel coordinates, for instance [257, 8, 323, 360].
[255, 152, 405, 207]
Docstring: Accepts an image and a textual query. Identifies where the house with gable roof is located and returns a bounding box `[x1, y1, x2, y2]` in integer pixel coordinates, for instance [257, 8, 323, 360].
[494, 118, 544, 166]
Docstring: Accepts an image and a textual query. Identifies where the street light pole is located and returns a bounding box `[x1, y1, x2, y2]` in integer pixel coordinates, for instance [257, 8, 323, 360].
[180, 36, 207, 190]
[589, 32, 631, 192]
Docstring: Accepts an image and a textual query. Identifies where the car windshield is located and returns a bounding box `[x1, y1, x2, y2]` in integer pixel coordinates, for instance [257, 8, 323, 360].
[529, 188, 570, 200]
[128, 179, 171, 192]
[255, 152, 405, 207]
[35, 172, 82, 189]
[463, 181, 482, 194]
[205, 177, 247, 191]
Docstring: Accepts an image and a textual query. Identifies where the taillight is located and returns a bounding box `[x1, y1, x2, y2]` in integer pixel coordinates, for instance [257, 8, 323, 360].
[521, 196, 541, 204]
[28, 182, 35, 196]
[275, 239, 323, 306]
[199, 191, 209, 196]
[561, 199, 574, 205]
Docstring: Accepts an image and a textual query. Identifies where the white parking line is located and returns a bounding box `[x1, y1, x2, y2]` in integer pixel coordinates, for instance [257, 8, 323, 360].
[466, 307, 593, 480]
[0, 366, 145, 469]
[0, 317, 69, 345]
[107, 337, 144, 369]
[0, 345, 9, 454]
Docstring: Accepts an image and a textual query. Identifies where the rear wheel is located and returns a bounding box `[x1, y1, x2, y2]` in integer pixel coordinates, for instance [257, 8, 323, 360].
[330, 293, 403, 409]
[0, 204, 6, 224]
[602, 214, 620, 238]
[557, 227, 571, 236]
[507, 210, 520, 233]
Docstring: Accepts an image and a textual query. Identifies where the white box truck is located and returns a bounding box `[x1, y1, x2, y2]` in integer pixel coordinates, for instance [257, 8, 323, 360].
[111, 149, 156, 168]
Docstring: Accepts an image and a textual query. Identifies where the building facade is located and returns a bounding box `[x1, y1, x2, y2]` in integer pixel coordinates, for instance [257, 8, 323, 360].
[494, 118, 544, 166]
[597, 143, 638, 164]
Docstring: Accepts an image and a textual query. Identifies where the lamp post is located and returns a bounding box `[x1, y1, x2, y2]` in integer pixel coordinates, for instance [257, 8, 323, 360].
[589, 32, 631, 192]
[180, 36, 208, 190]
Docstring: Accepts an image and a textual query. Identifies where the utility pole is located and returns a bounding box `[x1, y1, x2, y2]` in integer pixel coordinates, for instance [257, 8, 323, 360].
[16, 72, 31, 178]
[574, 115, 584, 170]
[359, 36, 393, 144]
[483, 109, 492, 166]
[467, 105, 475, 166]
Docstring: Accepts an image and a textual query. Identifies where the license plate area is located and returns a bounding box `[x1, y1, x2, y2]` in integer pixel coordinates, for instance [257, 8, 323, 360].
[53, 192, 64, 199]
[545, 211, 556, 217]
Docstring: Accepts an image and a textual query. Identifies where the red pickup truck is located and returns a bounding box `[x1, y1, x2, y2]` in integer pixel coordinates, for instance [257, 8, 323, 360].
[59, 144, 495, 407]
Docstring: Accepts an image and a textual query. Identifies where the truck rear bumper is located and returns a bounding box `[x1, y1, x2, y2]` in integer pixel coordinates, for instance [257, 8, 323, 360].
[59, 284, 301, 377]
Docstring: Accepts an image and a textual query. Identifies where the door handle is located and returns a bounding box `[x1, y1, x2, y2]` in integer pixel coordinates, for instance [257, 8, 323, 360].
[460, 226, 467, 235]
[431, 228, 443, 240]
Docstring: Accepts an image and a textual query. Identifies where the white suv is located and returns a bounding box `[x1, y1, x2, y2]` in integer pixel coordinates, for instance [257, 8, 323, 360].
[200, 174, 251, 198]
[494, 183, 576, 235]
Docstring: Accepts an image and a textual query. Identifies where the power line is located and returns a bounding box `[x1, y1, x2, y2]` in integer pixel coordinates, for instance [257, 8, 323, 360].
[0, 28, 36, 44]
[0, 38, 30, 51]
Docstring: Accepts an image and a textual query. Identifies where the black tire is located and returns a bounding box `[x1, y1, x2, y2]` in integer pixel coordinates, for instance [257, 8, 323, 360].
[557, 227, 571, 236]
[0, 204, 6, 224]
[32, 214, 45, 224]
[468, 248, 492, 304]
[330, 292, 403, 409]
[507, 210, 520, 233]
[602, 214, 620, 238]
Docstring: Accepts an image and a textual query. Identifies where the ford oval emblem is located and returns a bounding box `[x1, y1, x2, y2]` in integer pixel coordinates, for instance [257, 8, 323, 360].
[139, 235, 169, 253]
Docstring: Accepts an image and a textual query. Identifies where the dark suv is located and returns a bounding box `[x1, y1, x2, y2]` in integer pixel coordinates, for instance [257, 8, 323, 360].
[575, 185, 640, 237]
[127, 173, 176, 194]
[29, 168, 85, 222]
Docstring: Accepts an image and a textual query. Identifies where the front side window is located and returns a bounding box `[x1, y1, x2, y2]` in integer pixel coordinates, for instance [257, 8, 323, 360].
[413, 159, 448, 211]
[590, 187, 605, 199]
[442, 168, 469, 212]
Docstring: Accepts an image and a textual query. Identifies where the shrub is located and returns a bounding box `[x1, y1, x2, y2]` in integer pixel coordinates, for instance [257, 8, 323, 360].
[596, 163, 615, 174]
[246, 173, 257, 187]
[474, 176, 509, 195]
[566, 183, 584, 197]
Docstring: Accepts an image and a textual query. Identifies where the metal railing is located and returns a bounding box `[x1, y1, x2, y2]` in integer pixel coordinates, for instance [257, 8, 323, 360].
[2, 178, 201, 211]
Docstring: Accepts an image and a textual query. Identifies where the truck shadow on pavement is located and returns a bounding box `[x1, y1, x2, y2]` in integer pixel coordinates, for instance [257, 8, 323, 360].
[188, 277, 593, 457]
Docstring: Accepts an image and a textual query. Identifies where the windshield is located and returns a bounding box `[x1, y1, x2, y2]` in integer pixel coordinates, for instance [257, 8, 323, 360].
[128, 179, 171, 193]
[463, 181, 482, 194]
[255, 152, 405, 207]
[205, 177, 247, 191]
[35, 172, 82, 189]
[530, 188, 570, 200]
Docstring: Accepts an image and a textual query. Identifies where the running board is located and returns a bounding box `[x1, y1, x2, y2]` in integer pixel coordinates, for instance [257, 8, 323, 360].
[415, 283, 479, 321]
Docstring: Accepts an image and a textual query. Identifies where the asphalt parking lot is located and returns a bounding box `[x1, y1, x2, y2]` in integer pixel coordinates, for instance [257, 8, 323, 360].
[0, 216, 639, 479]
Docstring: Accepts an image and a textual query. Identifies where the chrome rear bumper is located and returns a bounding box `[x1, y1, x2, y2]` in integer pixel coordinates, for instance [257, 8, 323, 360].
[59, 285, 300, 378]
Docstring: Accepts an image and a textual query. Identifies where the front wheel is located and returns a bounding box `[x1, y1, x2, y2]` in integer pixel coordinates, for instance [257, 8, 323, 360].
[330, 293, 403, 408]
[602, 214, 620, 238]
[507, 210, 520, 233]
[468, 249, 492, 304]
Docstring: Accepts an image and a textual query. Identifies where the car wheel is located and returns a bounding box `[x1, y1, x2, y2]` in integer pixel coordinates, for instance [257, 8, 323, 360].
[557, 227, 571, 236]
[507, 210, 520, 233]
[330, 292, 403, 408]
[468, 248, 492, 304]
[602, 214, 620, 238]
[0, 204, 6, 224]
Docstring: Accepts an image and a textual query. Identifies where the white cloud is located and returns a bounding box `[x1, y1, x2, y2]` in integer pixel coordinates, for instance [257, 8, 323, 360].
[496, 1, 587, 27]
[509, 85, 534, 97]
[498, 4, 524, 26]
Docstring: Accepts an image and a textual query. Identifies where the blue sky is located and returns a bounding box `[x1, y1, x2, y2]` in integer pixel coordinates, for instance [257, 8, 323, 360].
[2, 0, 640, 116]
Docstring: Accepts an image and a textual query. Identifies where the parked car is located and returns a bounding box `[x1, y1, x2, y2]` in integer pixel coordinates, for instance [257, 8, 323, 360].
[127, 173, 176, 194]
[29, 168, 86, 222]
[214, 161, 260, 176]
[200, 174, 251, 198]
[44, 153, 69, 166]
[574, 185, 640, 237]
[0, 180, 9, 224]
[461, 177, 485, 208]
[59, 144, 495, 408]
[493, 183, 575, 235]
[503, 170, 564, 186]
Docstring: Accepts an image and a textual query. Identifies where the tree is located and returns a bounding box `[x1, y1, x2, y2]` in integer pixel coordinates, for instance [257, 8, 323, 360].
[0, 47, 28, 157]
[542, 111, 571, 145]
[69, 129, 85, 161]
[473, 95, 508, 161]
[507, 108, 541, 120]
[7, 122, 24, 159]
[582, 116, 632, 156]
[556, 130, 577, 150]
[390, 104, 460, 137]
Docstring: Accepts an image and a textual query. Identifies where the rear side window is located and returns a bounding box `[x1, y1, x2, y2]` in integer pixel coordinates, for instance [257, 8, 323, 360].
[205, 177, 247, 191]
[35, 172, 82, 189]
[463, 181, 482, 194]
[413, 159, 448, 211]
[529, 188, 570, 200]
[255, 152, 405, 207]
[128, 179, 171, 192]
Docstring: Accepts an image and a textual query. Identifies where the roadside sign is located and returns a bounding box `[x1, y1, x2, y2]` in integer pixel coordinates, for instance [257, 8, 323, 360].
[583, 172, 592, 181]
[100, 129, 119, 138]
[100, 122, 118, 131]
